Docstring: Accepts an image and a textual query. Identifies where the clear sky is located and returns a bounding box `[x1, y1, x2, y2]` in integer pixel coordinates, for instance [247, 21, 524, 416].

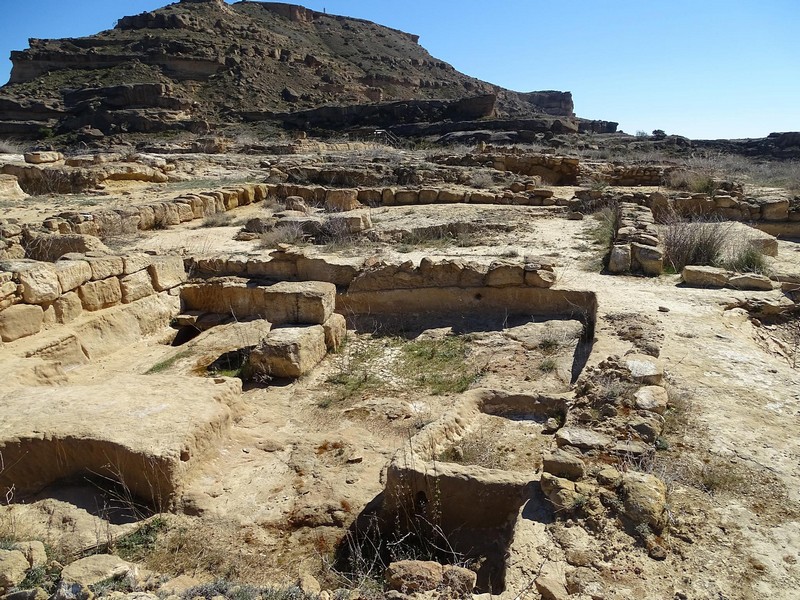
[1, 0, 797, 139]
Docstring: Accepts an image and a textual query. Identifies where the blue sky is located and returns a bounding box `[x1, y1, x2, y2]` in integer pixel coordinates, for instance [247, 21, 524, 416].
[1, 0, 797, 139]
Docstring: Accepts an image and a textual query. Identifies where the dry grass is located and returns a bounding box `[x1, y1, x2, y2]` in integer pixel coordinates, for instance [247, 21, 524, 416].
[259, 222, 306, 248]
[662, 218, 769, 274]
[663, 220, 729, 272]
[437, 424, 505, 470]
[0, 139, 25, 154]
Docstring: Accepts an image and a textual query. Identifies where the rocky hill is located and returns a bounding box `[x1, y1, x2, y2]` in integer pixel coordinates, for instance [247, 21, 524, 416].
[0, 0, 616, 139]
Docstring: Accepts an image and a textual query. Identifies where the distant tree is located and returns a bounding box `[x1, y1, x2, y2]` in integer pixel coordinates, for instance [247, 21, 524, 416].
[635, 130, 648, 138]
[652, 129, 667, 140]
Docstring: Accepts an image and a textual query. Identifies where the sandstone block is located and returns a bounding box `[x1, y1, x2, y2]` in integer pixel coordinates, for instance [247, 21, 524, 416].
[438, 190, 465, 203]
[0, 304, 44, 342]
[53, 291, 83, 324]
[12, 541, 47, 569]
[0, 174, 27, 201]
[0, 549, 30, 591]
[78, 278, 122, 311]
[326, 189, 361, 212]
[385, 560, 443, 593]
[394, 190, 419, 205]
[525, 268, 557, 288]
[621, 472, 667, 531]
[761, 198, 789, 221]
[381, 187, 396, 206]
[54, 259, 92, 292]
[631, 243, 663, 276]
[357, 188, 382, 206]
[18, 265, 61, 304]
[262, 281, 336, 325]
[323, 313, 347, 352]
[418, 188, 438, 204]
[555, 427, 612, 450]
[0, 280, 16, 299]
[682, 265, 729, 287]
[442, 565, 476, 595]
[85, 254, 124, 280]
[60, 554, 132, 586]
[486, 261, 524, 287]
[727, 273, 773, 291]
[608, 244, 632, 273]
[175, 202, 194, 222]
[622, 354, 664, 385]
[122, 253, 153, 275]
[24, 151, 62, 164]
[469, 191, 496, 204]
[634, 386, 668, 414]
[249, 325, 327, 379]
[543, 449, 586, 480]
[120, 270, 156, 304]
[148, 256, 187, 291]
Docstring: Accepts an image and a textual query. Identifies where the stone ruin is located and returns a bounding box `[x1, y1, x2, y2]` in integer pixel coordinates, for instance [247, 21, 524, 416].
[0, 143, 798, 599]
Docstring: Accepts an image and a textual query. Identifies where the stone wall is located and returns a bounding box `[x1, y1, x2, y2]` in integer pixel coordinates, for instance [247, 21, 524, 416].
[433, 150, 580, 185]
[607, 203, 663, 276]
[0, 254, 185, 343]
[584, 163, 679, 187]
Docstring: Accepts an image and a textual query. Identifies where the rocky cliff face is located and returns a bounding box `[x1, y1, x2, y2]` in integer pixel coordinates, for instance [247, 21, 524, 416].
[0, 0, 597, 138]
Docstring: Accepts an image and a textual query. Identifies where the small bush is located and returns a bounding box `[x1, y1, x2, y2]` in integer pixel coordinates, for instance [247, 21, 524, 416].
[663, 220, 728, 272]
[721, 242, 770, 275]
[538, 357, 558, 373]
[200, 213, 234, 228]
[259, 222, 306, 248]
[589, 204, 618, 249]
[438, 426, 504, 469]
[0, 139, 25, 154]
[469, 171, 495, 189]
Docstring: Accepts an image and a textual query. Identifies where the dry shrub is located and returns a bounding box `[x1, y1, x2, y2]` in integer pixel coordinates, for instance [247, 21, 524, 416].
[663, 217, 769, 273]
[662, 219, 729, 272]
[259, 222, 306, 248]
[201, 212, 234, 228]
[0, 139, 25, 155]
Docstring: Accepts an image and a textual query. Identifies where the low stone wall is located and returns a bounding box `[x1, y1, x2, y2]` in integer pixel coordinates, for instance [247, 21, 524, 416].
[0, 219, 25, 260]
[583, 162, 679, 187]
[0, 253, 185, 343]
[433, 150, 580, 185]
[188, 250, 561, 292]
[607, 202, 663, 276]
[29, 178, 571, 246]
[663, 191, 800, 223]
[39, 183, 269, 239]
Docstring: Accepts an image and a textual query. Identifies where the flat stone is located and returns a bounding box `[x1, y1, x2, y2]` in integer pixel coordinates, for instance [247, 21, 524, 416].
[555, 427, 612, 450]
[120, 270, 156, 304]
[54, 260, 92, 292]
[622, 353, 664, 385]
[60, 554, 132, 586]
[682, 265, 729, 288]
[53, 291, 83, 324]
[543, 449, 586, 480]
[727, 273, 773, 291]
